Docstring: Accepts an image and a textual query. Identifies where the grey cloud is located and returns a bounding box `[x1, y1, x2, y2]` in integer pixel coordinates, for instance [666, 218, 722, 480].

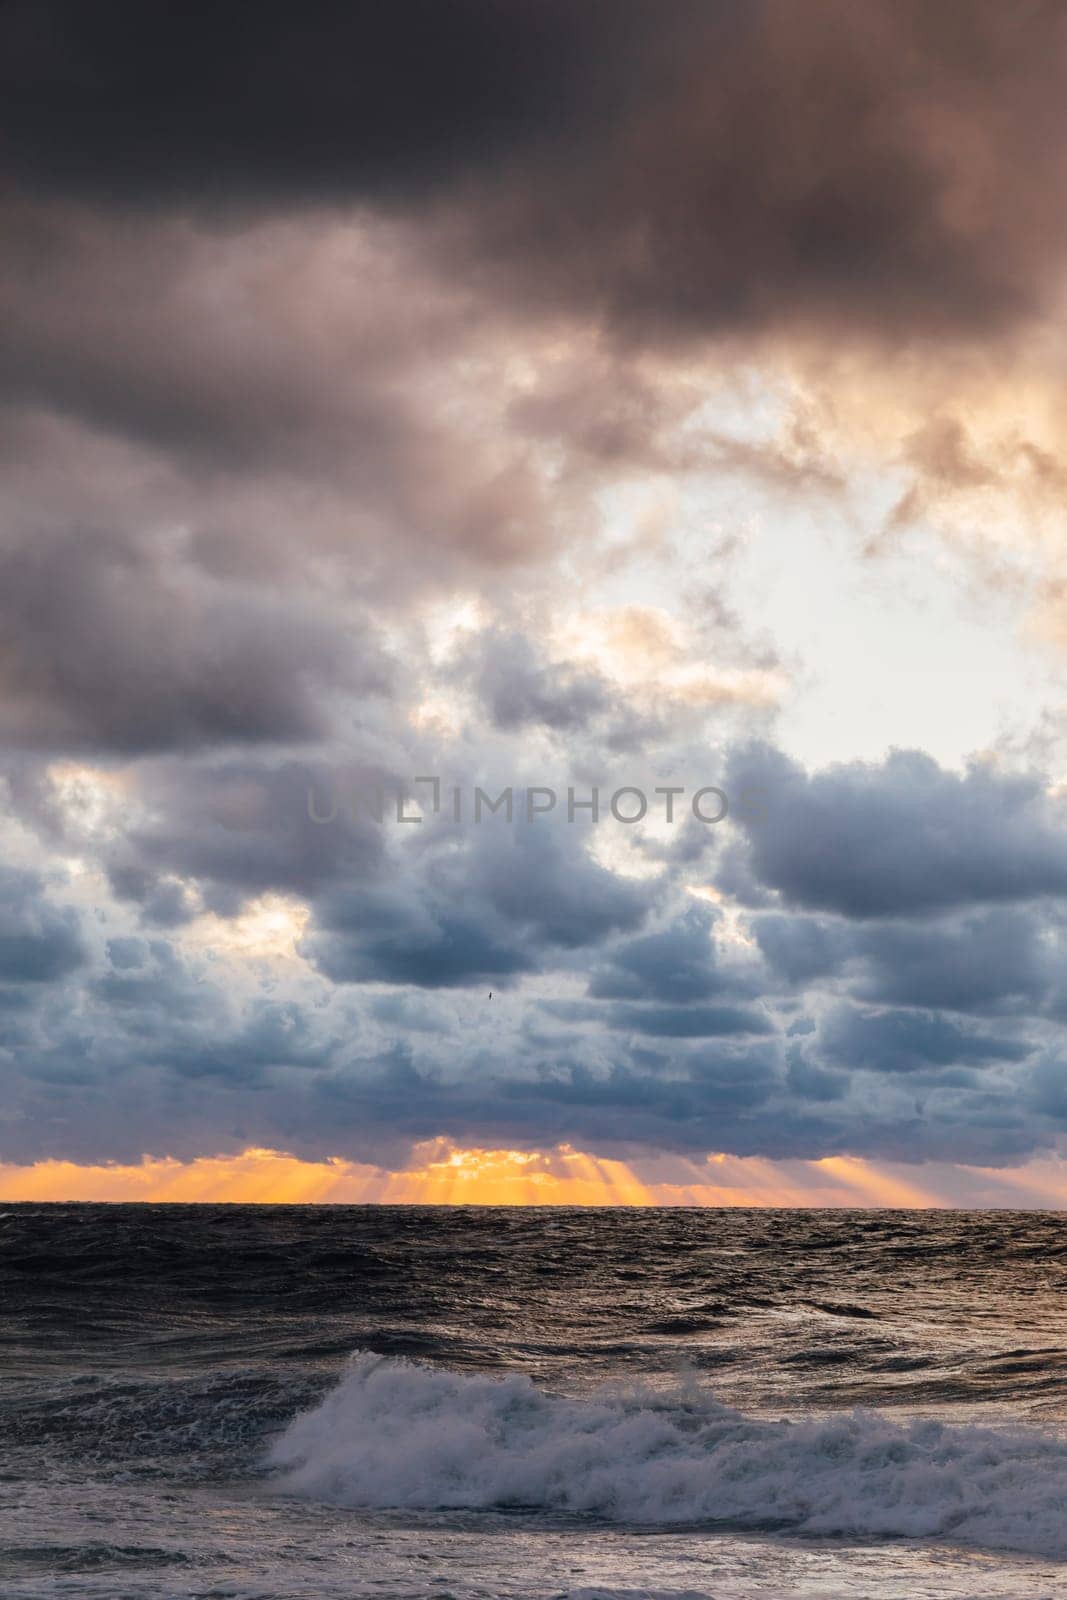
[0, 867, 88, 984]
[0, 959, 1059, 1169]
[753, 900, 1061, 1019]
[587, 906, 750, 1003]
[1028, 1053, 1067, 1122]
[497, 1045, 783, 1130]
[728, 744, 1067, 918]
[0, 2, 644, 209]
[7, 722, 1067, 1170]
[0, 526, 393, 754]
[785, 1046, 849, 1102]
[90, 938, 222, 1022]
[104, 760, 390, 915]
[306, 817, 650, 990]
[471, 631, 611, 735]
[83, 939, 338, 1085]
[158, 999, 337, 1083]
[852, 910, 1052, 1016]
[105, 937, 148, 971]
[819, 1004, 1034, 1076]
[604, 1003, 773, 1039]
[470, 823, 650, 952]
[752, 912, 851, 985]
[307, 891, 534, 991]
[0, 209, 574, 583]
[368, 992, 456, 1035]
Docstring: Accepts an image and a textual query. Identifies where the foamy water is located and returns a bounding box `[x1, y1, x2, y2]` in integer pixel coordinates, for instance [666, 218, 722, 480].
[270, 1352, 1067, 1557]
[1, 1204, 1064, 1598]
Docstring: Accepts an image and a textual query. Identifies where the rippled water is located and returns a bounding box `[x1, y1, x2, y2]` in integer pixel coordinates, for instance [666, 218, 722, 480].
[1, 1205, 1064, 1598]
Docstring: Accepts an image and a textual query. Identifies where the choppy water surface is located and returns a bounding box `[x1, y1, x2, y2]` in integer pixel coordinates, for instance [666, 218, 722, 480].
[1, 1205, 1064, 1598]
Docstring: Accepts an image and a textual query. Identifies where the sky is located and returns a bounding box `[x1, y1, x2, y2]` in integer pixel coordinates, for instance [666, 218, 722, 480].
[3, 0, 1067, 1205]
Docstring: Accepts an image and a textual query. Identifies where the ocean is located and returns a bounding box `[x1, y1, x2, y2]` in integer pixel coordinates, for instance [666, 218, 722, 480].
[1, 1205, 1064, 1599]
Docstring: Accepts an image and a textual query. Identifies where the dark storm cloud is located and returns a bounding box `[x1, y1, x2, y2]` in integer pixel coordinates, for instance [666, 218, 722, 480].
[307, 895, 534, 991]
[470, 823, 651, 951]
[285, 1055, 1056, 1166]
[523, 1046, 783, 1123]
[751, 912, 850, 986]
[0, 0, 651, 207]
[727, 744, 1067, 918]
[603, 1002, 773, 1039]
[4, 0, 1061, 793]
[785, 1047, 848, 1103]
[851, 910, 1053, 1016]
[753, 903, 1061, 1018]
[445, 0, 1067, 344]
[101, 759, 390, 914]
[0, 866, 87, 984]
[0, 207, 581, 625]
[0, 935, 346, 1153]
[0, 526, 393, 754]
[157, 998, 337, 1083]
[587, 906, 750, 1003]
[6, 1048, 1039, 1169]
[819, 1005, 1034, 1076]
[305, 817, 651, 989]
[1029, 1053, 1067, 1122]
[0, 1034, 791, 1167]
[6, 722, 1067, 1167]
[754, 900, 1061, 1021]
[4, 2, 1065, 345]
[1, 898, 1063, 1169]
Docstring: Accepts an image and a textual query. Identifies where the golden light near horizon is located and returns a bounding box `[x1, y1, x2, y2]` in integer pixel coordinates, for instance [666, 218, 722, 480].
[811, 1156, 938, 1210]
[0, 1145, 655, 1207]
[2, 1143, 1065, 1209]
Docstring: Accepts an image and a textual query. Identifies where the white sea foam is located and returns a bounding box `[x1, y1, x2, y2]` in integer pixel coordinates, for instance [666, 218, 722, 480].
[268, 1352, 1067, 1558]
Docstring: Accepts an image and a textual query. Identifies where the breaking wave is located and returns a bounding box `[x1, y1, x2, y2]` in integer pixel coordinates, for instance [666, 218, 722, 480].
[268, 1352, 1067, 1557]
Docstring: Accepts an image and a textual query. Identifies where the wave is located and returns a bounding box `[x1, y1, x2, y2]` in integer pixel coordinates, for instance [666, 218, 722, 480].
[5, 1368, 326, 1475]
[268, 1352, 1067, 1558]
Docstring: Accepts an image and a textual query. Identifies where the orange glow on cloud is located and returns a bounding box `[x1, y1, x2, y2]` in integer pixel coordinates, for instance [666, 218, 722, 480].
[0, 1143, 1065, 1207]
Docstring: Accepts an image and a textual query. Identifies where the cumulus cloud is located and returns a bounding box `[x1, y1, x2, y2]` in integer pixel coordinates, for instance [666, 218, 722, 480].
[6, 720, 1067, 1170]
[471, 631, 612, 736]
[819, 1005, 1033, 1076]
[0, 525, 393, 753]
[727, 744, 1067, 918]
[306, 817, 651, 989]
[587, 905, 753, 1003]
[0, 867, 87, 984]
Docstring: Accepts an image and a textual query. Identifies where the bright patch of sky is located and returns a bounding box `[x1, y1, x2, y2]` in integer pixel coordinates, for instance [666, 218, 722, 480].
[591, 379, 1067, 773]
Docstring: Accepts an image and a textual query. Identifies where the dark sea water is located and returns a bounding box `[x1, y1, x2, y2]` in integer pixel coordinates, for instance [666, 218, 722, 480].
[1, 1205, 1065, 1599]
